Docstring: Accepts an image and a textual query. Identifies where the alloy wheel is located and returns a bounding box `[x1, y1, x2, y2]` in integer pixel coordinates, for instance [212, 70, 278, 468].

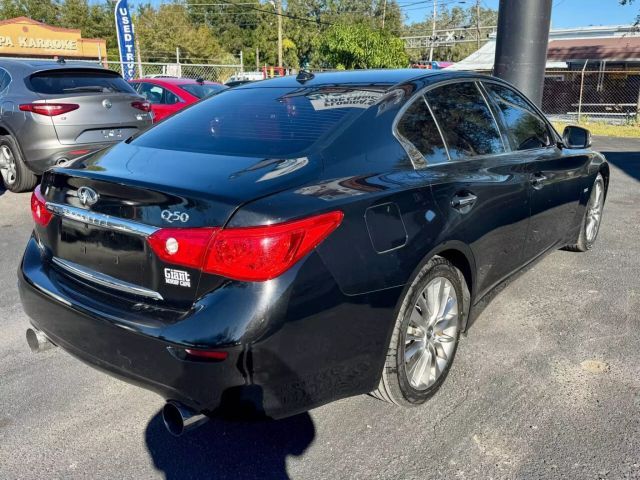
[404, 276, 459, 390]
[585, 177, 604, 243]
[0, 145, 17, 186]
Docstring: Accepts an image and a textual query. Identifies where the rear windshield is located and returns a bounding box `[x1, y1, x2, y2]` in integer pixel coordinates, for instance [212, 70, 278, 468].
[132, 86, 384, 157]
[179, 83, 227, 99]
[29, 70, 135, 95]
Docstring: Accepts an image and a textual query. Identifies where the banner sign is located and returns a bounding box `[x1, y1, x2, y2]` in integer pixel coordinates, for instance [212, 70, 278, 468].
[114, 0, 136, 80]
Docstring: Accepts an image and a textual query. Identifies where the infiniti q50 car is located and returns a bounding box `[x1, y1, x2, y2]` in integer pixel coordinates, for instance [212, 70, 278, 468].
[18, 70, 608, 436]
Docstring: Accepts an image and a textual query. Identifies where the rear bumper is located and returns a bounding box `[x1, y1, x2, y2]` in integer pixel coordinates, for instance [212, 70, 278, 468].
[18, 237, 246, 413]
[18, 235, 402, 418]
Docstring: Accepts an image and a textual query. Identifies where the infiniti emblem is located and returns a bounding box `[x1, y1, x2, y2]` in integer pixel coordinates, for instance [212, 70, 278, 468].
[77, 186, 99, 207]
[102, 99, 112, 109]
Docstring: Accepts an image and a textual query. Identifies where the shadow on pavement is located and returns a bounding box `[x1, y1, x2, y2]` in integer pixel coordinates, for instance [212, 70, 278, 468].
[602, 150, 640, 183]
[0, 182, 5, 197]
[145, 410, 315, 480]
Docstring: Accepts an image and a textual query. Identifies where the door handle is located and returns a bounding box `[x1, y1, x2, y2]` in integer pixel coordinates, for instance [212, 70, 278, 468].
[451, 192, 478, 212]
[531, 173, 547, 189]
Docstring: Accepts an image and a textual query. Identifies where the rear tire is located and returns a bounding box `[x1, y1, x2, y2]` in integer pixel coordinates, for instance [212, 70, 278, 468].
[373, 256, 464, 406]
[0, 135, 37, 193]
[565, 173, 605, 252]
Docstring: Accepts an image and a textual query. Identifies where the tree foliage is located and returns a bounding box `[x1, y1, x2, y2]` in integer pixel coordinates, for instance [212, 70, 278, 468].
[0, 0, 501, 69]
[317, 21, 408, 69]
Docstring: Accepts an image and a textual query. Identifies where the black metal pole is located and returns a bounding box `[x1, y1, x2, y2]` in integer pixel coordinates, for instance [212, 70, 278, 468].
[493, 0, 552, 107]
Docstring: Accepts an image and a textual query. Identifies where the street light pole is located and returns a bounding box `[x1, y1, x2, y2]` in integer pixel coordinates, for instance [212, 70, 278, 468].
[428, 0, 437, 62]
[476, 0, 481, 51]
[494, 0, 552, 107]
[277, 0, 283, 68]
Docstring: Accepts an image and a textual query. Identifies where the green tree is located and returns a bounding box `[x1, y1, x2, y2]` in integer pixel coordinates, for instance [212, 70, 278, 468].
[135, 3, 231, 63]
[316, 21, 408, 69]
[0, 0, 60, 24]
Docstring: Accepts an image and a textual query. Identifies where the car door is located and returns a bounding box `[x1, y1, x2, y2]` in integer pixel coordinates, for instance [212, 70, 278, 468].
[138, 82, 182, 121]
[412, 80, 532, 299]
[481, 81, 588, 261]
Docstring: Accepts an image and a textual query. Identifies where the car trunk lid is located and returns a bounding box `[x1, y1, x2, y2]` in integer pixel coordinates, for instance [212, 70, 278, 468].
[38, 142, 319, 307]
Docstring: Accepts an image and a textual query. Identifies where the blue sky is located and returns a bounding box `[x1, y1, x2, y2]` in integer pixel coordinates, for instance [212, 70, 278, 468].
[121, 0, 639, 27]
[403, 0, 638, 27]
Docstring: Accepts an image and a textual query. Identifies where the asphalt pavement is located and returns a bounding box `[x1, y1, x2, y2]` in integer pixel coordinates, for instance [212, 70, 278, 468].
[0, 137, 639, 479]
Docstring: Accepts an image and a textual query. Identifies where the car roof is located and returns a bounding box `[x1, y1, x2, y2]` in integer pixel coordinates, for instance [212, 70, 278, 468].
[236, 69, 451, 90]
[0, 58, 109, 74]
[131, 77, 220, 86]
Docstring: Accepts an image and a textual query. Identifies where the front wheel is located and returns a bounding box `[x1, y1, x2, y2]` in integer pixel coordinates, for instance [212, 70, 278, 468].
[565, 173, 606, 252]
[372, 257, 464, 406]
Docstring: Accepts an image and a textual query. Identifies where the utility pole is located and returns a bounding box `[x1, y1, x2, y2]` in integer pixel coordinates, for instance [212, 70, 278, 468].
[494, 0, 552, 107]
[277, 0, 283, 68]
[428, 0, 437, 62]
[476, 0, 481, 51]
[382, 0, 387, 29]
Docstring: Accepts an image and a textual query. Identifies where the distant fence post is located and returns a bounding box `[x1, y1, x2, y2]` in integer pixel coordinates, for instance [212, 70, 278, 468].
[176, 47, 182, 77]
[577, 59, 588, 124]
[636, 80, 640, 123]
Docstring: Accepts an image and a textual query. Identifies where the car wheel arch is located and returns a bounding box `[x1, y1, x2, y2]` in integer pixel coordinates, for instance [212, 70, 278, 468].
[396, 240, 476, 331]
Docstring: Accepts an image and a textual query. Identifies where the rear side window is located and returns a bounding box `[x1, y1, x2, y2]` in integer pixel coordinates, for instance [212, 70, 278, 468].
[133, 87, 373, 157]
[483, 83, 552, 151]
[425, 82, 504, 160]
[0, 68, 10, 93]
[180, 83, 226, 99]
[396, 96, 448, 163]
[138, 83, 180, 105]
[29, 70, 135, 95]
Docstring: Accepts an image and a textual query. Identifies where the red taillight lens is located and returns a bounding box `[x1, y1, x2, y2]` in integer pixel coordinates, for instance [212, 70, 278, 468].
[131, 100, 151, 112]
[148, 227, 219, 269]
[19, 103, 79, 116]
[204, 211, 344, 281]
[184, 349, 228, 361]
[30, 185, 52, 226]
[146, 211, 343, 282]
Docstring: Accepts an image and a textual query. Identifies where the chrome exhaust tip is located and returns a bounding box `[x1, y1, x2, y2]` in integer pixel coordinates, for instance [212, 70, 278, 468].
[26, 328, 56, 353]
[162, 400, 209, 437]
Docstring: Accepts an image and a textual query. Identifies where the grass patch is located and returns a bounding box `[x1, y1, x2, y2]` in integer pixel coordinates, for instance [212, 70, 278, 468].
[552, 121, 640, 138]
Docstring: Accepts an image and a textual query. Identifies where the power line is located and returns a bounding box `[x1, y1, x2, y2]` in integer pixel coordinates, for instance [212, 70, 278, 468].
[186, 1, 333, 25]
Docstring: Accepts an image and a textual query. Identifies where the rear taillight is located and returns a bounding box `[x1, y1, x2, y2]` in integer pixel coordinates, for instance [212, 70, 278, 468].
[30, 185, 52, 226]
[131, 100, 151, 112]
[147, 227, 219, 269]
[19, 103, 79, 116]
[147, 211, 343, 281]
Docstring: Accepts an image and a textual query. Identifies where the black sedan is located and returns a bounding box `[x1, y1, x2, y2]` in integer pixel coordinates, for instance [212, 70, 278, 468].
[18, 69, 608, 436]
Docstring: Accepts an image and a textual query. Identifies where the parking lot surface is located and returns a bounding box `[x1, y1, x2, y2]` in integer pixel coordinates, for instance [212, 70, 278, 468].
[0, 137, 638, 479]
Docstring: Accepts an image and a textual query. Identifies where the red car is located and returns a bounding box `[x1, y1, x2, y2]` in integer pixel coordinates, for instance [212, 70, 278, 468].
[129, 77, 227, 121]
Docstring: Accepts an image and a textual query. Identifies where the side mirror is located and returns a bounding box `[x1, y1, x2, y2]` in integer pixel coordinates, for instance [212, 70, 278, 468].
[562, 125, 592, 149]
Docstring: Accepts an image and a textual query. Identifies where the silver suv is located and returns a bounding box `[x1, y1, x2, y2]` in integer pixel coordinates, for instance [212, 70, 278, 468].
[0, 59, 153, 192]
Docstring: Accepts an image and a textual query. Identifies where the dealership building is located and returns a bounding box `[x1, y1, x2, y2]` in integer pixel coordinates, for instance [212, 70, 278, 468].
[0, 16, 107, 61]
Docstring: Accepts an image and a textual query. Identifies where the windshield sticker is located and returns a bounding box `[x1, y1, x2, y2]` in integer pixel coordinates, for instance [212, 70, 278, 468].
[308, 91, 384, 111]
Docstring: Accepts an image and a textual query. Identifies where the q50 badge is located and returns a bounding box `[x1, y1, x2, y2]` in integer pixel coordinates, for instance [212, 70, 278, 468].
[161, 210, 190, 223]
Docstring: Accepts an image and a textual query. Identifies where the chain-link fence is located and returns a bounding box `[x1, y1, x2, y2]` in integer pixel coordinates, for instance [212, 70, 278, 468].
[1, 56, 244, 84]
[103, 61, 242, 83]
[542, 69, 640, 125]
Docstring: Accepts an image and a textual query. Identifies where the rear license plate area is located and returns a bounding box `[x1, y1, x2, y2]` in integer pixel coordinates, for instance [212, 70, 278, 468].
[57, 218, 147, 285]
